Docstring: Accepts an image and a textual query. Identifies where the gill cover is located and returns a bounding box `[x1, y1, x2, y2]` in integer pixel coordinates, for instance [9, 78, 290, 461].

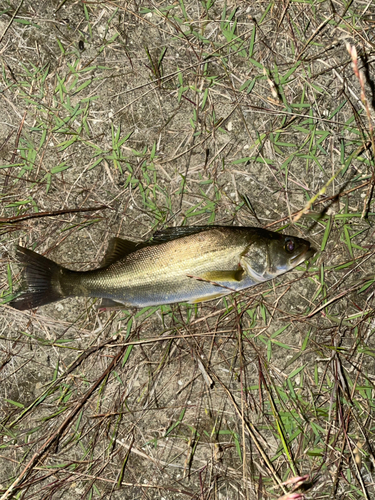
[241, 231, 312, 281]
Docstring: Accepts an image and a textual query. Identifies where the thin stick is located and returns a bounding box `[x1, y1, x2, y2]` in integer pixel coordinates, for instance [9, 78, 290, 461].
[2, 111, 26, 193]
[0, 345, 127, 500]
[0, 0, 24, 44]
[0, 205, 111, 224]
[213, 374, 288, 495]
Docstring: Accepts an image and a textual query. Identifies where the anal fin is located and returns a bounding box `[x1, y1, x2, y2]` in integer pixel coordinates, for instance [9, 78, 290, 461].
[189, 292, 228, 304]
[98, 298, 126, 310]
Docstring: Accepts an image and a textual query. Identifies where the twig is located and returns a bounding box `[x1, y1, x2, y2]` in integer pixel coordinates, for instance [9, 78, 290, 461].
[2, 111, 26, 193]
[7, 337, 120, 430]
[213, 374, 288, 495]
[0, 345, 127, 500]
[0, 205, 111, 224]
[296, 14, 334, 61]
[0, 0, 24, 45]
[266, 179, 371, 228]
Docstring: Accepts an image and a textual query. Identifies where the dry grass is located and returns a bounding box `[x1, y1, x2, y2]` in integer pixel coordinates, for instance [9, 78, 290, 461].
[0, 1, 375, 499]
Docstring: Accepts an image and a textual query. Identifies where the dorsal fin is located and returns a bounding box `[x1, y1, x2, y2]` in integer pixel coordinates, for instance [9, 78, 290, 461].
[152, 226, 212, 243]
[101, 237, 142, 267]
[102, 227, 221, 266]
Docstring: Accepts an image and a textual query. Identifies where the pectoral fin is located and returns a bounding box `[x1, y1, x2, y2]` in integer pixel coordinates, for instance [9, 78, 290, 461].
[200, 269, 244, 282]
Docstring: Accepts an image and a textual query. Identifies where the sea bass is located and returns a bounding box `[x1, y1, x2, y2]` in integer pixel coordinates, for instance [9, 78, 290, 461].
[9, 226, 314, 311]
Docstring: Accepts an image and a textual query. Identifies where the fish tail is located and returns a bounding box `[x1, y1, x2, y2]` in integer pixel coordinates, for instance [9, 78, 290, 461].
[10, 246, 65, 310]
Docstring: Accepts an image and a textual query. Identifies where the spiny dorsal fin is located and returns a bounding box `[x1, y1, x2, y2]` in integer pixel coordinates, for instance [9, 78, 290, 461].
[152, 226, 213, 243]
[101, 237, 141, 267]
[102, 226, 230, 266]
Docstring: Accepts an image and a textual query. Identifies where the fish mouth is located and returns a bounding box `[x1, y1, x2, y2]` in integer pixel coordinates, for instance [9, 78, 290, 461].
[290, 245, 316, 265]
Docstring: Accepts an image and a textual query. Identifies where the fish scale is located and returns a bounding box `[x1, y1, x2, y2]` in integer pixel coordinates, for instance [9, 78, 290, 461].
[73, 229, 250, 305]
[9, 226, 314, 311]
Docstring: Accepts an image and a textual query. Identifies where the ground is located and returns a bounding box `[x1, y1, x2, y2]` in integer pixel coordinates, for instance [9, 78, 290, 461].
[0, 1, 375, 499]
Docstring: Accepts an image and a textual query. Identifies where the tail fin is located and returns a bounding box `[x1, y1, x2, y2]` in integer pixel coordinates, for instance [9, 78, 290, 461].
[10, 246, 64, 310]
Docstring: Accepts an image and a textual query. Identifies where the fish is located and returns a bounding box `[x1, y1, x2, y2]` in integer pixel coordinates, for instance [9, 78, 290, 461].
[9, 226, 314, 311]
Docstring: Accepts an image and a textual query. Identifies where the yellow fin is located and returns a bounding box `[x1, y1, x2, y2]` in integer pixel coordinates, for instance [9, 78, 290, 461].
[189, 292, 227, 304]
[200, 270, 244, 282]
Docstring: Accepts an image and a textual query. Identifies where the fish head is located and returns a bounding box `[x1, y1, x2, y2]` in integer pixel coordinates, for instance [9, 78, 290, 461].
[267, 233, 314, 276]
[241, 230, 314, 282]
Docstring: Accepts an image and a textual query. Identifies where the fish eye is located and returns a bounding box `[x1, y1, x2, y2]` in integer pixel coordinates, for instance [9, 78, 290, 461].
[285, 238, 295, 253]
